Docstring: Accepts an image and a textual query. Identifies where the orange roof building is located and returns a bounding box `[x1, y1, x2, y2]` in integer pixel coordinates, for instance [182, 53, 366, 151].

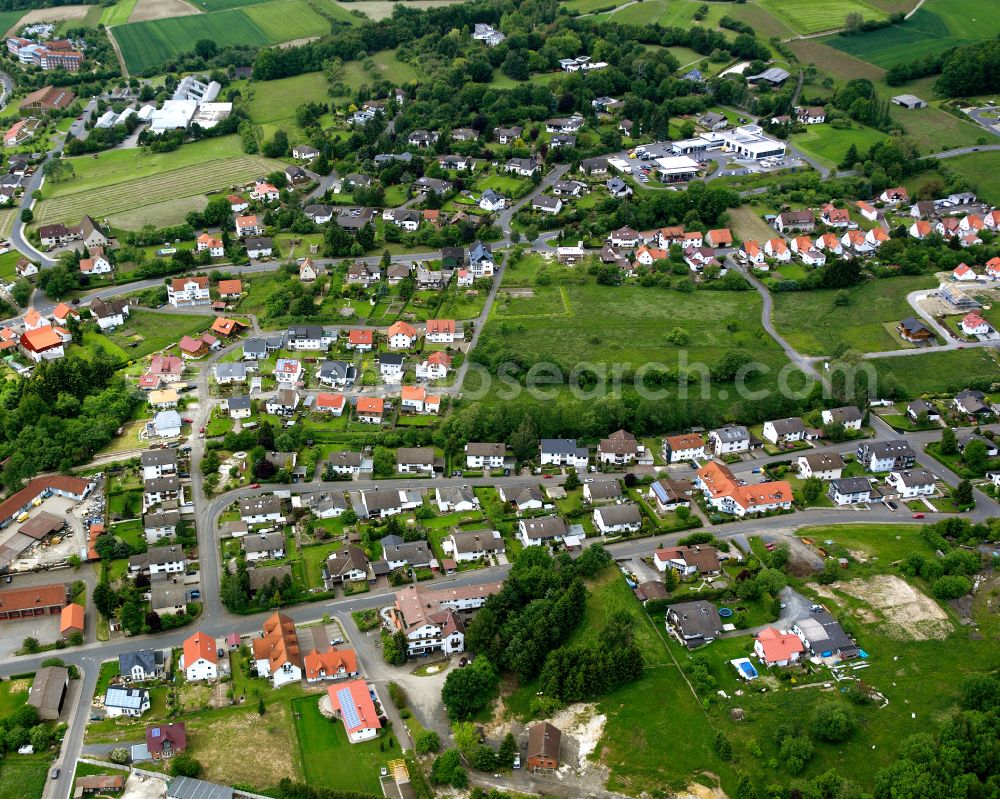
[0, 582, 66, 619]
[217, 279, 243, 296]
[252, 612, 302, 687]
[754, 627, 804, 666]
[315, 392, 346, 414]
[696, 460, 792, 517]
[303, 647, 358, 682]
[182, 631, 218, 680]
[386, 321, 417, 344]
[20, 326, 64, 361]
[356, 396, 384, 420]
[327, 679, 381, 743]
[210, 317, 244, 337]
[60, 602, 84, 636]
[348, 329, 374, 348]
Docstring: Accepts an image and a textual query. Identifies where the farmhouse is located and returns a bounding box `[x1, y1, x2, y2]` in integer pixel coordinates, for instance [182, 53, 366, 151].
[527, 722, 561, 772]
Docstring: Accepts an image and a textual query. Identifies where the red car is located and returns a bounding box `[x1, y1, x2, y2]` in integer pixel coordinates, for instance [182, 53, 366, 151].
[199, 426, 205, 433]
[912, 513, 925, 519]
[542, 474, 553, 479]
[250, 483, 261, 489]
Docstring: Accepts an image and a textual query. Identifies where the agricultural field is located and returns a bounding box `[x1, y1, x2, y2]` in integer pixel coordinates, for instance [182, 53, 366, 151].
[761, 0, 886, 35]
[791, 122, 888, 167]
[607, 0, 668, 25]
[337, 0, 464, 20]
[771, 276, 938, 356]
[563, 0, 621, 13]
[99, 0, 139, 26]
[0, 10, 28, 35]
[34, 135, 283, 229]
[189, 0, 270, 10]
[112, 0, 332, 73]
[826, 0, 1000, 68]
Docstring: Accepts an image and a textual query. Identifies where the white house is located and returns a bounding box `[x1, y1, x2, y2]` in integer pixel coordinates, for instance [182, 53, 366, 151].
[827, 477, 872, 506]
[479, 189, 506, 212]
[182, 632, 219, 681]
[821, 406, 863, 431]
[253, 612, 302, 688]
[709, 426, 749, 454]
[885, 469, 935, 498]
[593, 503, 643, 534]
[518, 515, 568, 547]
[539, 438, 589, 468]
[104, 687, 150, 718]
[762, 417, 805, 445]
[797, 452, 844, 480]
[167, 277, 210, 307]
[465, 442, 508, 470]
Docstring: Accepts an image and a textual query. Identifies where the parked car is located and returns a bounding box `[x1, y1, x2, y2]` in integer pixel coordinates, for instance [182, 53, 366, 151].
[912, 513, 925, 519]
[250, 483, 261, 489]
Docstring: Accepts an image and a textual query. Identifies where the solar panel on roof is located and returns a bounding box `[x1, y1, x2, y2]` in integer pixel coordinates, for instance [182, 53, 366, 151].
[338, 687, 361, 728]
[151, 728, 160, 737]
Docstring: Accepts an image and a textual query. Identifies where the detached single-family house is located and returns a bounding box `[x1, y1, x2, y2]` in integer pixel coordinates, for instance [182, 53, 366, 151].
[754, 627, 804, 667]
[181, 632, 219, 682]
[539, 439, 589, 468]
[885, 468, 935, 498]
[518, 515, 568, 547]
[828, 477, 872, 506]
[593, 503, 642, 534]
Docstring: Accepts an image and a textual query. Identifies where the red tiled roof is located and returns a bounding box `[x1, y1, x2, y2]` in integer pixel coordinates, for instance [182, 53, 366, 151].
[183, 631, 217, 666]
[60, 602, 84, 633]
[356, 397, 384, 414]
[756, 627, 804, 663]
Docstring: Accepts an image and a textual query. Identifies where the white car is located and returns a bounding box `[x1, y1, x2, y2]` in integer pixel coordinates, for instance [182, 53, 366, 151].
[513, 755, 521, 769]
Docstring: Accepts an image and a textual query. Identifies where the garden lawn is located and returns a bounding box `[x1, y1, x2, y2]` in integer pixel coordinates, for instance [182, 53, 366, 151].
[0, 679, 28, 716]
[0, 754, 52, 799]
[243, 72, 328, 140]
[770, 276, 938, 356]
[293, 695, 391, 794]
[476, 275, 798, 410]
[100, 310, 210, 360]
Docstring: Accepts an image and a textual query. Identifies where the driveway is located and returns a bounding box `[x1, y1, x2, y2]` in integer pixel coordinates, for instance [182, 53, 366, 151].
[720, 586, 812, 638]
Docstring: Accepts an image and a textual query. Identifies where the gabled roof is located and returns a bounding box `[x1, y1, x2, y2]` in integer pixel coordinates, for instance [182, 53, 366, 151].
[183, 631, 217, 666]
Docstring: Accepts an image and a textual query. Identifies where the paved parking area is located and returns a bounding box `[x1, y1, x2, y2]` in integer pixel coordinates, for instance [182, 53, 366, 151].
[7, 494, 87, 570]
[0, 614, 62, 658]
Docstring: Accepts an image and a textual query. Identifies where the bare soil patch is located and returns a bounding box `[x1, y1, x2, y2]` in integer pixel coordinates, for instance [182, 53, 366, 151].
[6, 5, 94, 33]
[187, 706, 300, 786]
[128, 0, 200, 23]
[834, 574, 952, 640]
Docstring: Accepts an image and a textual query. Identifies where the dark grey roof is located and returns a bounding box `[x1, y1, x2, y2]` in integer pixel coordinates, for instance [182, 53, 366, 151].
[141, 449, 178, 467]
[168, 776, 234, 799]
[768, 417, 805, 435]
[362, 489, 402, 512]
[520, 515, 567, 538]
[829, 477, 871, 495]
[892, 468, 935, 487]
[144, 510, 179, 529]
[826, 405, 862, 423]
[118, 649, 161, 675]
[240, 495, 282, 516]
[318, 360, 356, 381]
[540, 438, 587, 457]
[105, 686, 149, 710]
[866, 440, 915, 460]
[667, 600, 722, 640]
[382, 538, 430, 564]
[242, 532, 284, 553]
[712, 425, 749, 443]
[397, 447, 435, 465]
[227, 396, 251, 410]
[327, 544, 369, 577]
[145, 476, 180, 493]
[380, 353, 404, 366]
[586, 479, 622, 499]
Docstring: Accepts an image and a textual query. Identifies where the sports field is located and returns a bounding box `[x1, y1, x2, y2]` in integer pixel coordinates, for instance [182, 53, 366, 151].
[761, 0, 886, 35]
[112, 0, 330, 73]
[34, 136, 282, 228]
[827, 0, 1000, 68]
